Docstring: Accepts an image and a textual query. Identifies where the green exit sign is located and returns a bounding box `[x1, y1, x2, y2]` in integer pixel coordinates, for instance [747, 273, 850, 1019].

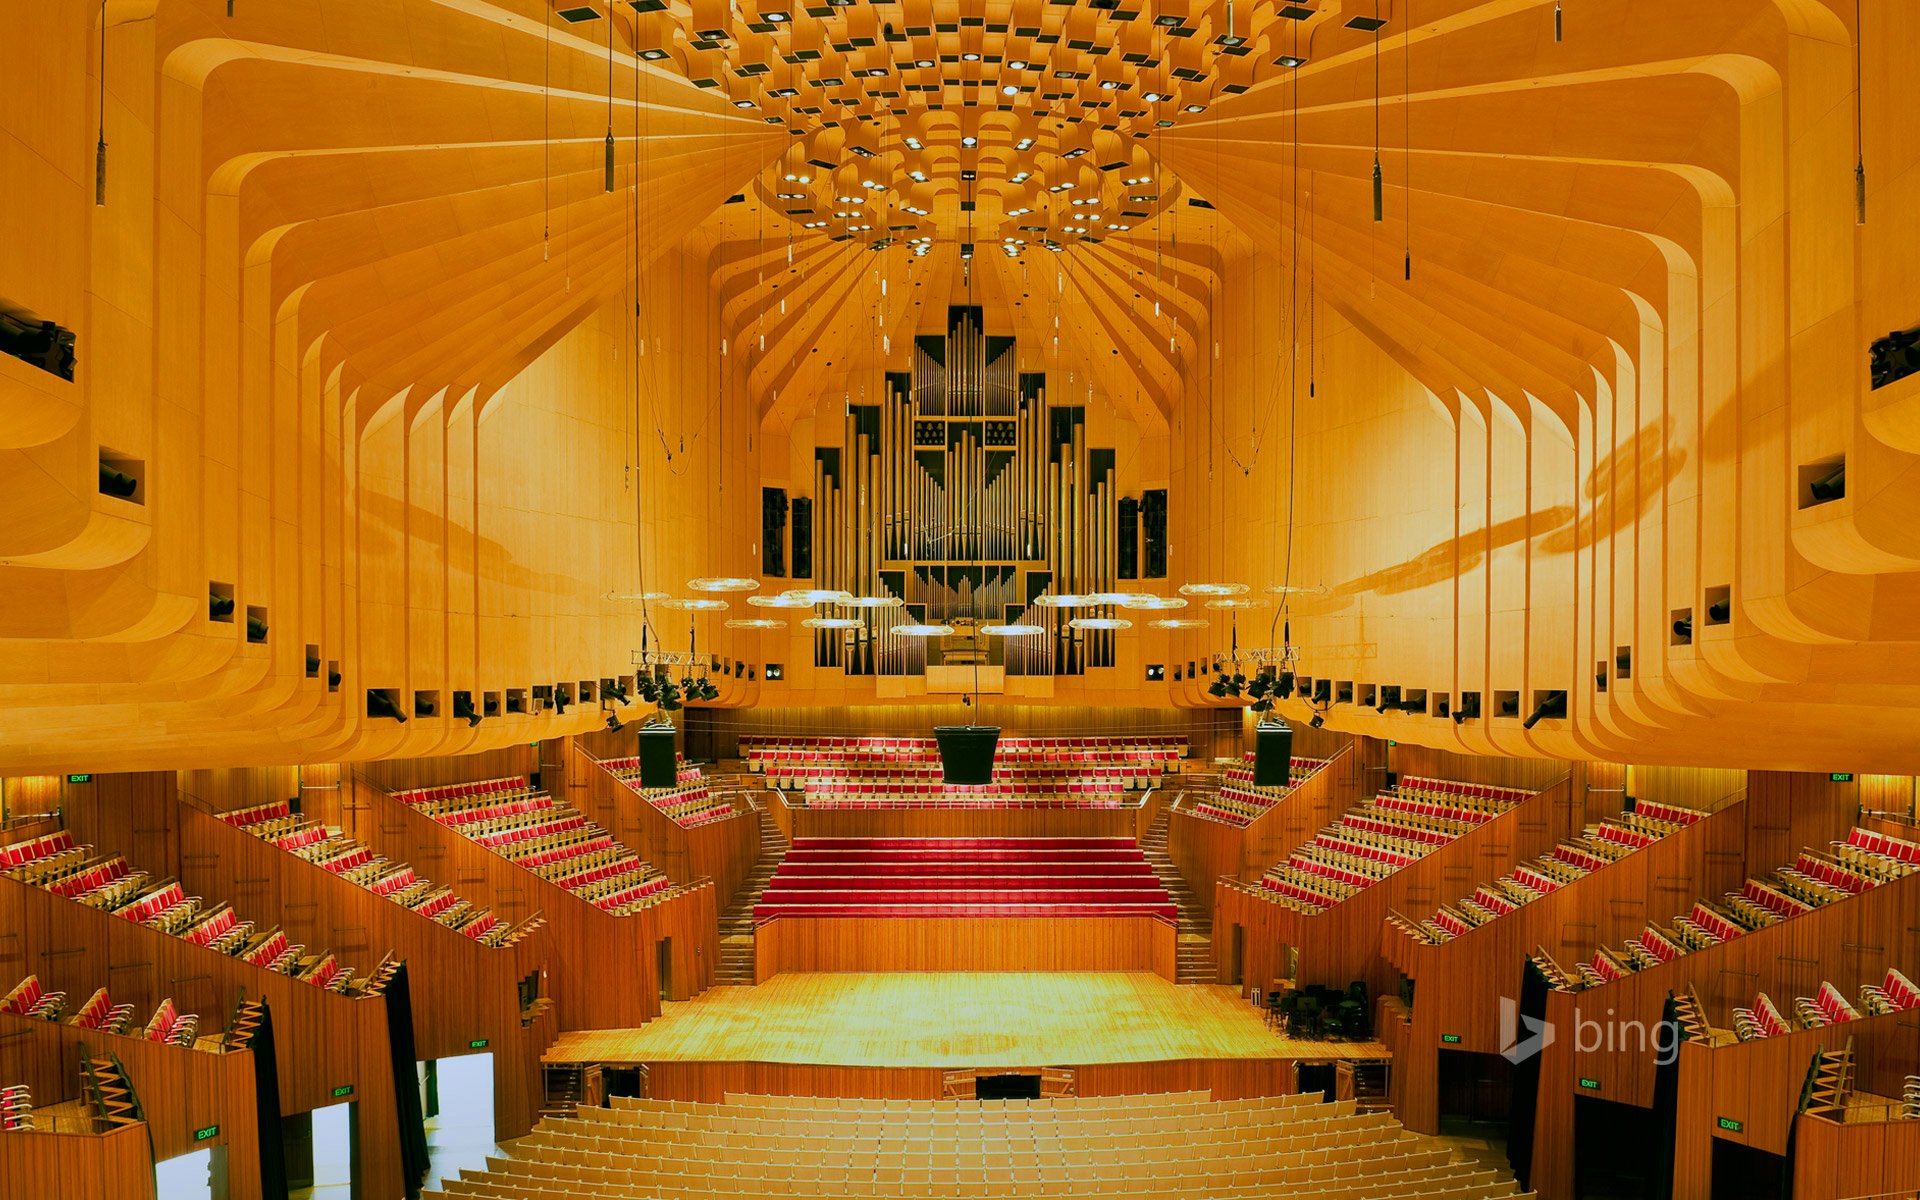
[331, 1084, 355, 1099]
[66, 774, 92, 784]
[193, 1124, 220, 1142]
[1440, 1034, 1462, 1044]
[1717, 1116, 1743, 1133]
[1578, 1077, 1602, 1091]
[468, 1038, 489, 1050]
[1830, 773, 1854, 783]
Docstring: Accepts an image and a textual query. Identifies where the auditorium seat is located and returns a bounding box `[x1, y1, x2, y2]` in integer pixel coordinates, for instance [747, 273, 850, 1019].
[1394, 799, 1706, 944]
[754, 837, 1177, 922]
[1255, 777, 1530, 912]
[1189, 755, 1330, 826]
[392, 777, 676, 916]
[600, 759, 740, 828]
[0, 1083, 34, 1131]
[741, 735, 1186, 808]
[221, 801, 540, 946]
[0, 829, 386, 995]
[423, 1091, 1530, 1199]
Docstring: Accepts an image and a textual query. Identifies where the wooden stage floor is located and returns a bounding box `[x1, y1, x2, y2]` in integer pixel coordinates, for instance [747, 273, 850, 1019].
[545, 973, 1387, 1069]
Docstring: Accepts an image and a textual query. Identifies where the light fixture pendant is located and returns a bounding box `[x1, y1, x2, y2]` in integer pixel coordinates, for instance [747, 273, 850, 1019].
[980, 623, 1045, 637]
[1068, 617, 1133, 631]
[803, 616, 864, 630]
[1150, 618, 1210, 630]
[1553, 2, 1563, 42]
[1178, 582, 1250, 597]
[659, 597, 730, 611]
[892, 623, 956, 637]
[726, 618, 786, 629]
[1032, 593, 1091, 608]
[688, 577, 761, 593]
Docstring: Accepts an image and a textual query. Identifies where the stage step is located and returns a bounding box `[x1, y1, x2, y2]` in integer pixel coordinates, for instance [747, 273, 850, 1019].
[1138, 802, 1213, 949]
[715, 794, 789, 984]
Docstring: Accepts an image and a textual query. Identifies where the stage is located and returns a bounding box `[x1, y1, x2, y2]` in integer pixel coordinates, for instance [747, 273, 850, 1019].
[545, 972, 1387, 1102]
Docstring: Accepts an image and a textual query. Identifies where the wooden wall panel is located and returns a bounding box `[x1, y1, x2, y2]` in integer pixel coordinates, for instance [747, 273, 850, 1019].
[643, 1059, 1296, 1104]
[1791, 1110, 1920, 1200]
[0, 1123, 159, 1200]
[754, 917, 1178, 981]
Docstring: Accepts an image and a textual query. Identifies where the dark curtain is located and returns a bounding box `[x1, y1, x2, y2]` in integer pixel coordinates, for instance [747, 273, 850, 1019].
[383, 963, 431, 1197]
[252, 1003, 290, 1200]
[1646, 993, 1682, 1200]
[1506, 958, 1550, 1189]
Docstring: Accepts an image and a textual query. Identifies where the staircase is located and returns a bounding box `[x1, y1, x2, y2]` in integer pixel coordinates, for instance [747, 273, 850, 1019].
[716, 791, 789, 985]
[1139, 798, 1215, 984]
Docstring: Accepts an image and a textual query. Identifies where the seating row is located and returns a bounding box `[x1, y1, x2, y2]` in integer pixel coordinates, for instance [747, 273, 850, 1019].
[1395, 798, 1705, 944]
[0, 1083, 32, 1131]
[1190, 756, 1331, 826]
[600, 759, 740, 829]
[1713, 968, 1920, 1041]
[220, 801, 540, 947]
[1562, 827, 1920, 989]
[754, 837, 1177, 923]
[392, 778, 677, 916]
[0, 829, 383, 995]
[4, 975, 207, 1049]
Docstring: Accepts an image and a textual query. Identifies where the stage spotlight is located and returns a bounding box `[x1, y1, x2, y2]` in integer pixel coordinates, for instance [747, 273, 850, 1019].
[454, 693, 482, 728]
[1522, 692, 1568, 730]
[1208, 675, 1229, 698]
[1809, 465, 1846, 503]
[605, 715, 624, 733]
[1308, 714, 1324, 729]
[367, 690, 408, 723]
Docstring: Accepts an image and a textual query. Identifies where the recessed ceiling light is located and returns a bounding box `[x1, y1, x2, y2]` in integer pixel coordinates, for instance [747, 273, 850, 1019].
[1003, 85, 1019, 96]
[1275, 55, 1307, 68]
[962, 52, 981, 62]
[1142, 91, 1166, 102]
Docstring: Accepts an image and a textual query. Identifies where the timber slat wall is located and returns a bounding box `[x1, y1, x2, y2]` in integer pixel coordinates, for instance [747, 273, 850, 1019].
[1379, 795, 1752, 1133]
[1791, 1111, 1920, 1200]
[641, 1058, 1298, 1104]
[0, 1123, 159, 1200]
[344, 769, 718, 1032]
[753, 916, 1178, 981]
[1212, 777, 1570, 997]
[572, 746, 762, 909]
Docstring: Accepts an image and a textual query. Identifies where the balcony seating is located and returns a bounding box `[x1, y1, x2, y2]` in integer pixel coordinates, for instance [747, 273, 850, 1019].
[1255, 778, 1527, 913]
[1401, 799, 1705, 944]
[1, 976, 67, 1021]
[67, 987, 136, 1035]
[754, 837, 1177, 923]
[394, 777, 675, 916]
[424, 1091, 1530, 1200]
[0, 828, 384, 996]
[222, 799, 540, 948]
[601, 760, 739, 829]
[1187, 757, 1331, 827]
[1861, 967, 1920, 1015]
[741, 735, 1185, 804]
[1559, 827, 1920, 990]
[1732, 992, 1792, 1041]
[0, 1084, 32, 1131]
[140, 997, 199, 1048]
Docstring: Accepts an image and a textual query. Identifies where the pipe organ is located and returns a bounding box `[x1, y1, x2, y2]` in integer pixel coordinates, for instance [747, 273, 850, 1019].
[807, 307, 1121, 679]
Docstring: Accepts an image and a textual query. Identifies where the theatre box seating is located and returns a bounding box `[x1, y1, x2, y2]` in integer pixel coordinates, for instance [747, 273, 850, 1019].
[1554, 827, 1920, 990]
[742, 735, 1183, 808]
[4, 975, 207, 1050]
[1395, 798, 1705, 944]
[601, 759, 740, 829]
[1256, 777, 1530, 912]
[392, 778, 675, 916]
[427, 1091, 1531, 1200]
[1188, 756, 1331, 826]
[0, 829, 384, 995]
[1702, 967, 1920, 1042]
[0, 1083, 32, 1131]
[220, 800, 542, 947]
[754, 838, 1177, 923]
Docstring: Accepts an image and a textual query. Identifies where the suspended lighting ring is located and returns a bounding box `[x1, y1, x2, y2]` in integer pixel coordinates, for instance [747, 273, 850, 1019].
[688, 577, 762, 593]
[980, 623, 1046, 636]
[725, 618, 786, 630]
[892, 623, 957, 637]
[1032, 593, 1091, 608]
[803, 616, 864, 630]
[659, 597, 730, 611]
[748, 593, 817, 609]
[1068, 617, 1134, 631]
[1179, 582, 1251, 597]
[1150, 618, 1210, 630]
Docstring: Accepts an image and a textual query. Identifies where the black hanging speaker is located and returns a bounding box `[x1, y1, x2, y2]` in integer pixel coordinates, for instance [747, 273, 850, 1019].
[1252, 719, 1295, 788]
[636, 724, 679, 789]
[935, 725, 1000, 786]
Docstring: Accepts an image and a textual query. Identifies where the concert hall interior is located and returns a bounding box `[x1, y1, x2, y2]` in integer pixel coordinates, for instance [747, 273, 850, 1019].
[1, 0, 1917, 1197]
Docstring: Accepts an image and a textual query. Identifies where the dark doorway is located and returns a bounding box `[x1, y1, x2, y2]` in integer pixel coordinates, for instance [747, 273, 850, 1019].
[974, 1074, 1042, 1101]
[1297, 1062, 1336, 1103]
[1229, 925, 1245, 986]
[656, 938, 673, 1001]
[1710, 1136, 1785, 1199]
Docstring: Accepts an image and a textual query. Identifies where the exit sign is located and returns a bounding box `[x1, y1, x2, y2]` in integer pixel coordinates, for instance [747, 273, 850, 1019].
[331, 1084, 355, 1099]
[1717, 1116, 1743, 1133]
[468, 1038, 489, 1050]
[66, 774, 91, 784]
[1440, 1034, 1462, 1044]
[1830, 773, 1854, 783]
[193, 1124, 220, 1142]
[1578, 1077, 1601, 1091]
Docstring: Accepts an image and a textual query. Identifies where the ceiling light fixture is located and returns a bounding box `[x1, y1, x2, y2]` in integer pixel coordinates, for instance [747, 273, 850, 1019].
[688, 577, 761, 593]
[1178, 582, 1250, 597]
[1068, 617, 1134, 631]
[892, 623, 957, 637]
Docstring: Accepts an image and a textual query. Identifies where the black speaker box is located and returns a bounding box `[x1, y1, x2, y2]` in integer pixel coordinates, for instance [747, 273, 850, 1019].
[935, 725, 1000, 786]
[636, 724, 680, 789]
[1252, 719, 1295, 788]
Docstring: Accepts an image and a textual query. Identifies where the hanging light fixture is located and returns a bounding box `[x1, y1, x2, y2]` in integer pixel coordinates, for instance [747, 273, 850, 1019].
[980, 623, 1046, 637]
[1206, 597, 1269, 610]
[779, 588, 857, 605]
[1264, 583, 1329, 596]
[660, 597, 730, 611]
[689, 577, 761, 593]
[835, 595, 905, 609]
[1179, 582, 1250, 597]
[748, 592, 817, 609]
[893, 622, 957, 637]
[1115, 594, 1189, 610]
[803, 616, 864, 630]
[1069, 617, 1134, 631]
[1032, 593, 1092, 608]
[726, 618, 786, 630]
[1151, 617, 1210, 630]
[606, 590, 669, 602]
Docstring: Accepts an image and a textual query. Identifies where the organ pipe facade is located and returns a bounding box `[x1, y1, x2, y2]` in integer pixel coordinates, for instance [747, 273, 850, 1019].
[808, 307, 1120, 677]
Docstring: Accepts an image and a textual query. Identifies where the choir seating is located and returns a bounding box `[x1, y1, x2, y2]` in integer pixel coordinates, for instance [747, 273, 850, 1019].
[1560, 827, 1920, 988]
[0, 829, 386, 995]
[755, 838, 1176, 922]
[742, 735, 1184, 805]
[425, 1091, 1532, 1200]
[219, 799, 542, 946]
[600, 760, 741, 829]
[1394, 798, 1705, 944]
[392, 777, 677, 915]
[1188, 756, 1331, 826]
[1256, 777, 1528, 912]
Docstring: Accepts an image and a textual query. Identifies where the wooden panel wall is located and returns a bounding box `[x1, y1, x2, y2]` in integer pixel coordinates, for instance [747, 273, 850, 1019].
[753, 917, 1178, 981]
[691, 707, 1214, 760]
[643, 1058, 1297, 1104]
[572, 746, 761, 909]
[0, 1123, 159, 1200]
[1791, 1111, 1920, 1200]
[1379, 798, 1752, 1133]
[1212, 778, 1570, 999]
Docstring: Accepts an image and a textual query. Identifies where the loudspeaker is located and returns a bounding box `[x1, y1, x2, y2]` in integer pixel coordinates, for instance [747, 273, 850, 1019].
[1252, 719, 1294, 788]
[935, 725, 1000, 786]
[636, 724, 679, 789]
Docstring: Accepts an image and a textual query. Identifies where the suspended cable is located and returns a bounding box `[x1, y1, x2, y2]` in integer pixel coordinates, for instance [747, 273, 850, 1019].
[1372, 2, 1383, 222]
[1854, 0, 1866, 225]
[95, 3, 107, 206]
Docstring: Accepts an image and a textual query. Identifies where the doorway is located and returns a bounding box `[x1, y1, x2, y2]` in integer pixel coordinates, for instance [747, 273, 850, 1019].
[656, 937, 673, 1001]
[1229, 925, 1245, 987]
